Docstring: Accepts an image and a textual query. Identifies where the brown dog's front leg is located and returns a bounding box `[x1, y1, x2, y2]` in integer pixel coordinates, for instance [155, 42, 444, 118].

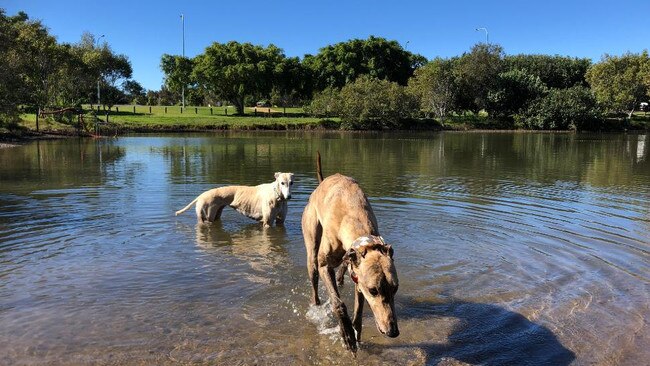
[336, 265, 346, 288]
[319, 265, 357, 352]
[352, 285, 364, 342]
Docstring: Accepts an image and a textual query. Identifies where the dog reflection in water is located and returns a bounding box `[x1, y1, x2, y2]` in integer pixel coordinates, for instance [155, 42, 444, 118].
[194, 222, 289, 284]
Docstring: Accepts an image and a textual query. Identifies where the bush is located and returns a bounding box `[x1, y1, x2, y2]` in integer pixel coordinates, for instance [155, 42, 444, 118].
[304, 87, 340, 118]
[487, 69, 547, 118]
[516, 86, 603, 130]
[337, 75, 419, 130]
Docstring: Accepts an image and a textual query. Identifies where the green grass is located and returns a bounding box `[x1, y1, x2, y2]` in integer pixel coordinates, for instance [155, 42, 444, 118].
[19, 105, 337, 133]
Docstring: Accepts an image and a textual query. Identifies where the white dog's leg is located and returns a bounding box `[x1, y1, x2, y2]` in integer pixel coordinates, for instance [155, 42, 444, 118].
[276, 201, 288, 225]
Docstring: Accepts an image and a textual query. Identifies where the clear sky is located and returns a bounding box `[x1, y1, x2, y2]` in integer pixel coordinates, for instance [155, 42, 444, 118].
[4, 0, 649, 91]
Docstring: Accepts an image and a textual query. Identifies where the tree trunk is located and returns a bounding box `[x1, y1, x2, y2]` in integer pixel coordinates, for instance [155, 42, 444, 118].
[628, 107, 635, 119]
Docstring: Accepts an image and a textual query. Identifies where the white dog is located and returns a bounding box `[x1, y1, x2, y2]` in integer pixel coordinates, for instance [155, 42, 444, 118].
[175, 172, 294, 227]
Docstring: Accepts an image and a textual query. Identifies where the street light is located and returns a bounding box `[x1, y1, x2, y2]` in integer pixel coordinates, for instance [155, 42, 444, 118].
[97, 34, 105, 106]
[180, 14, 185, 109]
[475, 27, 489, 44]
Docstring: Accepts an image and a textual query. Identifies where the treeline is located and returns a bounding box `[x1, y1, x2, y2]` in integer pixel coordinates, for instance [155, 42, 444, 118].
[2, 8, 650, 131]
[0, 10, 144, 127]
[161, 39, 650, 130]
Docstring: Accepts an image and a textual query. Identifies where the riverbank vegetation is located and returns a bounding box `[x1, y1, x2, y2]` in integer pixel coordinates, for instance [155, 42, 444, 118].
[1, 8, 649, 134]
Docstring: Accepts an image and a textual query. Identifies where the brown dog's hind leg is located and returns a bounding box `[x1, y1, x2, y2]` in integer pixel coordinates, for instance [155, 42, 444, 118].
[302, 203, 322, 305]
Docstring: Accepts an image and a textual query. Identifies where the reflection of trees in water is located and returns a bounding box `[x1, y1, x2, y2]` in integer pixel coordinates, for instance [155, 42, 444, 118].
[194, 222, 290, 284]
[393, 297, 575, 366]
[0, 139, 125, 192]
[157, 132, 648, 199]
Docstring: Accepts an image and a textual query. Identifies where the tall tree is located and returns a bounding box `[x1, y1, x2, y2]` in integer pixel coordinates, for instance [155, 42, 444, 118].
[504, 54, 591, 89]
[407, 58, 457, 121]
[160, 54, 194, 105]
[487, 69, 548, 118]
[271, 56, 310, 110]
[453, 43, 505, 114]
[304, 36, 426, 91]
[0, 10, 27, 126]
[193, 41, 285, 114]
[586, 51, 650, 118]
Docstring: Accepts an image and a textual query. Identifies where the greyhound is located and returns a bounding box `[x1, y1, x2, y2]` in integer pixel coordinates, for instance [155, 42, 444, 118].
[301, 152, 399, 352]
[175, 172, 294, 228]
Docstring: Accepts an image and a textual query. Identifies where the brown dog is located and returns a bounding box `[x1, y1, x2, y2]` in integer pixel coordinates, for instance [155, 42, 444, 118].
[301, 152, 399, 352]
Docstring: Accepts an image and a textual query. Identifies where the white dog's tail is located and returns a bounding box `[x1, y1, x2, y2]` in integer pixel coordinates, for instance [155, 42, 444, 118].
[175, 197, 199, 216]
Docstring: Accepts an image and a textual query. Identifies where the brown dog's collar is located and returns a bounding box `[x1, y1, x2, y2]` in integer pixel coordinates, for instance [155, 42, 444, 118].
[351, 235, 385, 249]
[348, 235, 385, 284]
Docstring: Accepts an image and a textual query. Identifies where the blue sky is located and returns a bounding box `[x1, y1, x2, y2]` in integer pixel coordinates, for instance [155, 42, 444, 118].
[4, 0, 649, 91]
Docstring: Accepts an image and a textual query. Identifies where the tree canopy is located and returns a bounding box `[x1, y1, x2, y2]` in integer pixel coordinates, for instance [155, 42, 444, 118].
[192, 41, 285, 114]
[303, 36, 426, 91]
[586, 51, 650, 118]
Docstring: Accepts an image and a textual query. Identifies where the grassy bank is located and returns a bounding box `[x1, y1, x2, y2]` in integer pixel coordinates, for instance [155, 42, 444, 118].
[14, 105, 650, 135]
[18, 105, 339, 134]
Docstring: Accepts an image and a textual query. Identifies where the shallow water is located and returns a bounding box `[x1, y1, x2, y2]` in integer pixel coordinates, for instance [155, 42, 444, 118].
[0, 132, 648, 365]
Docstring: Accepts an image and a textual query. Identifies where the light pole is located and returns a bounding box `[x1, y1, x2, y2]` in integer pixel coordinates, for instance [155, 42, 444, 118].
[180, 13, 185, 109]
[97, 34, 105, 107]
[475, 27, 488, 44]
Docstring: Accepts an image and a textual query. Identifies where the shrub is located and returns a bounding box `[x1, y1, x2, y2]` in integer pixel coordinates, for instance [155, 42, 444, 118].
[516, 86, 603, 130]
[337, 75, 419, 130]
[304, 87, 340, 118]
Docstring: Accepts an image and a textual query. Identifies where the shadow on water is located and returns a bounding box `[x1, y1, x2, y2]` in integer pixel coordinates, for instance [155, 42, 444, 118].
[393, 297, 576, 366]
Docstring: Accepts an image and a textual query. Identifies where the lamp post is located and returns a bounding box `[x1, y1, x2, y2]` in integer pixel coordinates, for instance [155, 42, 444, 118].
[97, 34, 105, 107]
[475, 27, 488, 44]
[180, 13, 185, 109]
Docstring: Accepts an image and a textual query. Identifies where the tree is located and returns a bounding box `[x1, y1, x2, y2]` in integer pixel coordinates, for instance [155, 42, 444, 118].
[0, 10, 28, 126]
[453, 43, 505, 114]
[122, 80, 146, 104]
[516, 86, 602, 130]
[586, 51, 650, 118]
[304, 36, 426, 91]
[487, 69, 547, 118]
[271, 56, 310, 111]
[407, 58, 457, 121]
[160, 54, 194, 105]
[193, 41, 285, 114]
[504, 55, 591, 89]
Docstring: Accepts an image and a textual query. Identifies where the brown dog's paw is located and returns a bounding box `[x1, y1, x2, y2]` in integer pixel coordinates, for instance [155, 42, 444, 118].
[340, 325, 358, 352]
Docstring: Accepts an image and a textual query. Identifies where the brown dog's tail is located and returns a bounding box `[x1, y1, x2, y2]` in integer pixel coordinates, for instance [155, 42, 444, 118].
[316, 151, 324, 183]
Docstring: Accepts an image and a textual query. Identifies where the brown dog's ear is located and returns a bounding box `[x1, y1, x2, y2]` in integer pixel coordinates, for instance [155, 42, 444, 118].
[386, 244, 394, 258]
[343, 248, 358, 266]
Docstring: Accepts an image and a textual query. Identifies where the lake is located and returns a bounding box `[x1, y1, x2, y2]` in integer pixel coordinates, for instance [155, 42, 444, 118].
[0, 132, 648, 365]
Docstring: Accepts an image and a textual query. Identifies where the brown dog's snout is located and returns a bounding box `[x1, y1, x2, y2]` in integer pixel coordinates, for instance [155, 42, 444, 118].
[386, 322, 399, 338]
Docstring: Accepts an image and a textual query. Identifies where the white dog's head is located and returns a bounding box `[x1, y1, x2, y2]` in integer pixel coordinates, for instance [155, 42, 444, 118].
[274, 172, 294, 200]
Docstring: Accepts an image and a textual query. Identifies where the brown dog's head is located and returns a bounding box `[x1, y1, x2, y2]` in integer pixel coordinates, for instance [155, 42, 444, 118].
[344, 236, 399, 338]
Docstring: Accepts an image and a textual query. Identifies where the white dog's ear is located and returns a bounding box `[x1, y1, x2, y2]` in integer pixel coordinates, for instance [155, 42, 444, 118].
[274, 172, 280, 179]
